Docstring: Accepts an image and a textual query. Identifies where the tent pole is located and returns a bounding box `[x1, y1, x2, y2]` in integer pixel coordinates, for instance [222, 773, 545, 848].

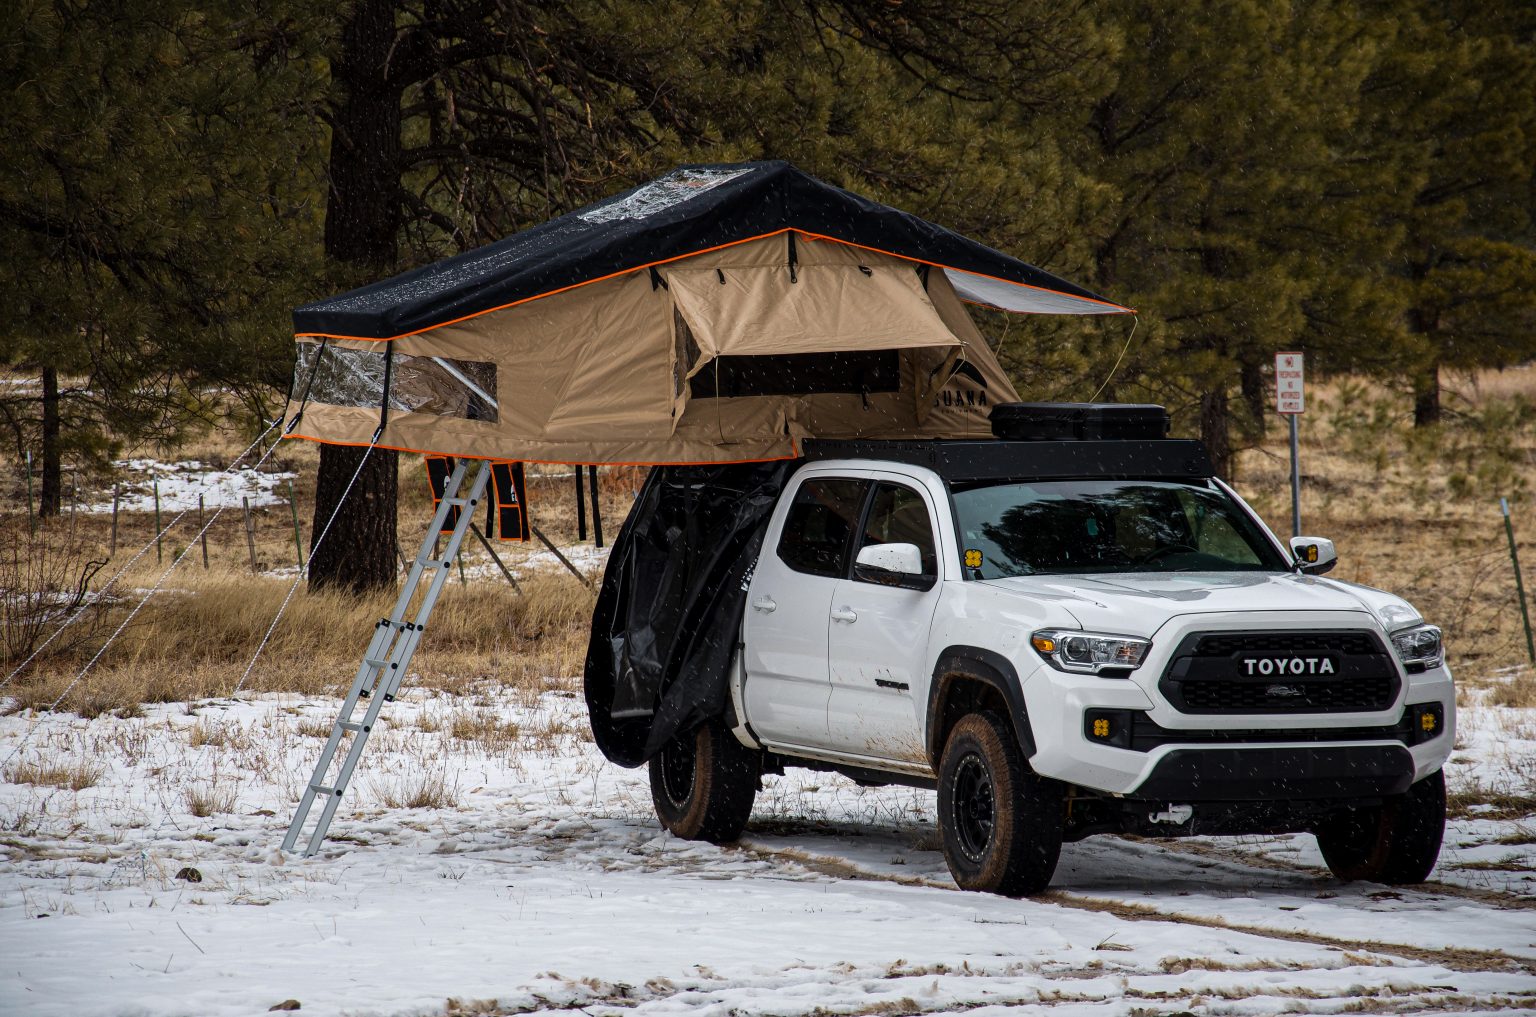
[532, 524, 595, 591]
[574, 465, 587, 541]
[470, 523, 522, 594]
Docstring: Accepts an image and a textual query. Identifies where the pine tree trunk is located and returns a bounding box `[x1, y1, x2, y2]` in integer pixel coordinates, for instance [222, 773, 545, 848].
[1200, 387, 1234, 481]
[307, 0, 403, 595]
[308, 443, 398, 595]
[1240, 358, 1267, 441]
[39, 365, 61, 517]
[1413, 364, 1441, 427]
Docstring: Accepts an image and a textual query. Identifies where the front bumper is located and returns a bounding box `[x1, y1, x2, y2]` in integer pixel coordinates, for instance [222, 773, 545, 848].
[1128, 744, 1414, 801]
[1017, 611, 1456, 797]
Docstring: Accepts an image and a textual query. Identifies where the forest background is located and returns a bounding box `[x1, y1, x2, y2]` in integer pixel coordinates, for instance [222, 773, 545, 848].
[2, 0, 1534, 596]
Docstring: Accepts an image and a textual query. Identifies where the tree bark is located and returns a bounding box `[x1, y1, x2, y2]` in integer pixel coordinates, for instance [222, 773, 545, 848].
[308, 0, 403, 595]
[1200, 387, 1234, 481]
[1413, 363, 1441, 427]
[1240, 358, 1267, 441]
[39, 365, 60, 517]
[309, 442, 398, 594]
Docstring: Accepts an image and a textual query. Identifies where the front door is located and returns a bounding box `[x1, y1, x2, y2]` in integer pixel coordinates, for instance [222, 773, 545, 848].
[743, 474, 868, 749]
[825, 479, 941, 763]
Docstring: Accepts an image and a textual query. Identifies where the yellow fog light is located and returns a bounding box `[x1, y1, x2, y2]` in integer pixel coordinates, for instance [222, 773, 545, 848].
[1093, 718, 1111, 737]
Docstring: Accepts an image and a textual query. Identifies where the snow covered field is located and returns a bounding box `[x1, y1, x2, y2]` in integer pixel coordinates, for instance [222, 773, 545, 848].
[2, 681, 1534, 1016]
[82, 459, 298, 514]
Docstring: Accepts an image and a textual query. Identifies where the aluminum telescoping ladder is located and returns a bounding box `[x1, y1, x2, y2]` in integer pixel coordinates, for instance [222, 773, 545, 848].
[284, 458, 491, 856]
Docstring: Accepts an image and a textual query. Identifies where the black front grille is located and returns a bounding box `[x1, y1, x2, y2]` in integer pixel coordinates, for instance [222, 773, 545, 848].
[1189, 631, 1380, 657]
[1162, 629, 1399, 715]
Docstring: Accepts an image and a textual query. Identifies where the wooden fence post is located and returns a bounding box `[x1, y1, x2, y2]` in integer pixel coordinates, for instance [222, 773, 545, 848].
[243, 496, 258, 573]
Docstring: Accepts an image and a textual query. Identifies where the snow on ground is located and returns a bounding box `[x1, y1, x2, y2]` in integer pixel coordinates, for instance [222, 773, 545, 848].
[82, 459, 297, 514]
[1, 683, 1534, 1016]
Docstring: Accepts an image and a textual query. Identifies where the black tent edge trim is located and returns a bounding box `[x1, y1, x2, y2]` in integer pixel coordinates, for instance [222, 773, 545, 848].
[293, 228, 1136, 344]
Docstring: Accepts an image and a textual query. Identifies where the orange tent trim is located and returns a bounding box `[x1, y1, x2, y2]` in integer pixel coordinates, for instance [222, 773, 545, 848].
[293, 229, 1134, 344]
[281, 430, 802, 468]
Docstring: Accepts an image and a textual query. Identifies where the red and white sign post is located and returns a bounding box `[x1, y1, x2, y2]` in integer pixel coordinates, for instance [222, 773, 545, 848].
[1276, 352, 1305, 537]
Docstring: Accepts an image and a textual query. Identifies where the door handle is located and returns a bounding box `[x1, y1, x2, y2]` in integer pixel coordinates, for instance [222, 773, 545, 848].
[753, 596, 777, 613]
[831, 606, 858, 623]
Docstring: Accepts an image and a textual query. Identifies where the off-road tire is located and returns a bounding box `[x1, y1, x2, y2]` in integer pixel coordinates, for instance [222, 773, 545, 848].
[649, 719, 760, 842]
[937, 711, 1062, 896]
[1315, 769, 1445, 884]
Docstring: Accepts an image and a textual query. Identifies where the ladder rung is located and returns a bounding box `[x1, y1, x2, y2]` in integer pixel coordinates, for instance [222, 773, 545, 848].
[443, 497, 473, 507]
[309, 784, 342, 796]
[338, 721, 367, 733]
[364, 657, 393, 670]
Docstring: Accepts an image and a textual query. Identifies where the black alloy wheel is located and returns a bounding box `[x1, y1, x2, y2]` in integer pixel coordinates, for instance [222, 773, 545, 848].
[936, 710, 1063, 896]
[648, 718, 760, 842]
[950, 754, 996, 862]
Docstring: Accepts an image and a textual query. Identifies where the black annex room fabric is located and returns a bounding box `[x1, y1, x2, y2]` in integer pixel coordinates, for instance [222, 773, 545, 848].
[294, 161, 1129, 341]
[585, 460, 795, 767]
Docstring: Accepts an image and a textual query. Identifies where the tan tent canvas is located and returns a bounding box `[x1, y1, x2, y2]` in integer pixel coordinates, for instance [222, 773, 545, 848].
[285, 163, 1130, 464]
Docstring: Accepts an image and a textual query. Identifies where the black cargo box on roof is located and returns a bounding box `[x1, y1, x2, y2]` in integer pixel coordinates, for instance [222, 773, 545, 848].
[991, 402, 1170, 442]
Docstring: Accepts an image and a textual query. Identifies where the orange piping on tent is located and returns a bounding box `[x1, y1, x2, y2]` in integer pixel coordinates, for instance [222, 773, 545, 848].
[281, 429, 803, 468]
[293, 230, 1133, 344]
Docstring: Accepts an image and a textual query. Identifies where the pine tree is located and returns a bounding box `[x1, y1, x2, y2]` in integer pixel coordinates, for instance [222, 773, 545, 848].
[0, 0, 325, 513]
[1351, 0, 1536, 425]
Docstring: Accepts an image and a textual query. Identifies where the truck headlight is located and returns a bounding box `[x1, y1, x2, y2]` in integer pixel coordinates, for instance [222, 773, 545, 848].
[1031, 630, 1150, 676]
[1390, 623, 1443, 673]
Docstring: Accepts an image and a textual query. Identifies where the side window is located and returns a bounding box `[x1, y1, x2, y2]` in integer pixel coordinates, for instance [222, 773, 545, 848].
[857, 482, 938, 577]
[777, 477, 868, 578]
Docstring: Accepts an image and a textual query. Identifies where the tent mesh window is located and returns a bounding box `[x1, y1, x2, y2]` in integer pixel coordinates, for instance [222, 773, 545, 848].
[689, 350, 901, 399]
[294, 343, 498, 422]
[672, 308, 701, 400]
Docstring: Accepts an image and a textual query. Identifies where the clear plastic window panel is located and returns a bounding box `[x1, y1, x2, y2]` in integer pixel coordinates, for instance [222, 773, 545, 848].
[293, 344, 498, 423]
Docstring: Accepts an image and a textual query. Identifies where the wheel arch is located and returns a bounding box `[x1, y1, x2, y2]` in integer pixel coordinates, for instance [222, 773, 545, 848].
[927, 646, 1036, 767]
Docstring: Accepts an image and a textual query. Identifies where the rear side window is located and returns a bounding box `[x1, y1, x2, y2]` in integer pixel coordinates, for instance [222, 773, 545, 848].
[777, 478, 868, 578]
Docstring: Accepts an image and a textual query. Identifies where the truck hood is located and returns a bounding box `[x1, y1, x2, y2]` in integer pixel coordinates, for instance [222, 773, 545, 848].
[975, 571, 1417, 637]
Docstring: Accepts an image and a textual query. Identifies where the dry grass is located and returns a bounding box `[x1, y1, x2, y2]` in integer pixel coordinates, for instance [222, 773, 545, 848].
[7, 364, 1536, 717]
[3, 756, 104, 791]
[1235, 366, 1536, 675]
[1, 567, 594, 716]
[372, 770, 458, 810]
[185, 782, 239, 817]
[187, 717, 250, 750]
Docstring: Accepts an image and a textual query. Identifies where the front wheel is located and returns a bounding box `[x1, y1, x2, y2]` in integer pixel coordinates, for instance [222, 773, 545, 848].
[649, 719, 759, 842]
[1315, 769, 1445, 884]
[937, 711, 1062, 896]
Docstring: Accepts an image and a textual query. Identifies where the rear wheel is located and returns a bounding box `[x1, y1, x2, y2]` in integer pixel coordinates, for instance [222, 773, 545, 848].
[649, 719, 759, 842]
[1316, 769, 1445, 884]
[937, 711, 1062, 896]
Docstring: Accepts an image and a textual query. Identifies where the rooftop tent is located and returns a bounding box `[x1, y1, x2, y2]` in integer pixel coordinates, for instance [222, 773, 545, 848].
[284, 161, 1132, 464]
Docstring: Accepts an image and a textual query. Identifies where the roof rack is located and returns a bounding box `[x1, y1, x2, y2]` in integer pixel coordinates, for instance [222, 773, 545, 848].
[799, 438, 1215, 482]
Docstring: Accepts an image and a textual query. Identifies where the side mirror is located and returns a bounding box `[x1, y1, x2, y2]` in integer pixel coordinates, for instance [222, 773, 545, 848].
[1289, 536, 1337, 576]
[853, 542, 934, 590]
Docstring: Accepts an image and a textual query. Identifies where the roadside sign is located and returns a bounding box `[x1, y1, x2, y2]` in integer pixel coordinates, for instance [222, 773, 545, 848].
[1276, 352, 1305, 414]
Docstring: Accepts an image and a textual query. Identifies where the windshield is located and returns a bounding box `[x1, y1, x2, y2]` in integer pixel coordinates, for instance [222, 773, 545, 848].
[951, 479, 1289, 578]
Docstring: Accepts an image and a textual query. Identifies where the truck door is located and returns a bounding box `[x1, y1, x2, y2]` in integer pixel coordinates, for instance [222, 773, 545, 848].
[742, 474, 868, 750]
[824, 479, 941, 763]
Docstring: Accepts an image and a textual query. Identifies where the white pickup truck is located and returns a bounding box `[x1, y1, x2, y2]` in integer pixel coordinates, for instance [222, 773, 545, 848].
[633, 404, 1454, 896]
